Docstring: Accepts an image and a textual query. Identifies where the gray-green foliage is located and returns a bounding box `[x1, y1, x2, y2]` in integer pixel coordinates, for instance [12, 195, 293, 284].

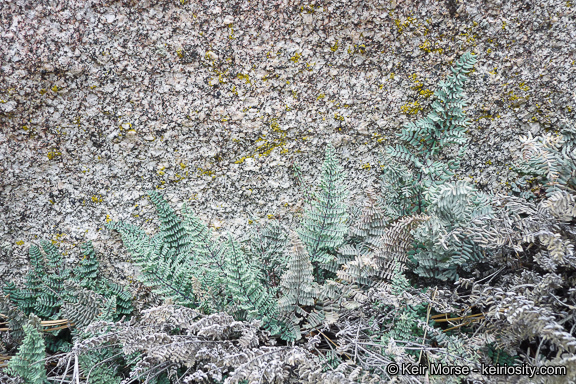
[241, 220, 288, 294]
[5, 315, 46, 384]
[108, 191, 283, 334]
[297, 143, 349, 280]
[377, 52, 487, 281]
[2, 241, 132, 327]
[381, 51, 477, 217]
[224, 235, 280, 333]
[277, 231, 319, 341]
[106, 144, 351, 341]
[109, 192, 198, 305]
[513, 124, 576, 198]
[411, 181, 492, 281]
[380, 266, 426, 350]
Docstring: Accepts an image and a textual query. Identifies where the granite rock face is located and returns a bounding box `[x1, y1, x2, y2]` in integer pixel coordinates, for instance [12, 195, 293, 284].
[1, 0, 574, 284]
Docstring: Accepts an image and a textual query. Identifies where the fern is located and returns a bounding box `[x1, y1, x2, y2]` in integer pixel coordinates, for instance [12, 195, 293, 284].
[5, 315, 46, 384]
[411, 181, 492, 281]
[28, 241, 67, 320]
[382, 51, 477, 215]
[181, 202, 231, 313]
[298, 143, 349, 282]
[277, 231, 319, 341]
[380, 266, 426, 357]
[73, 242, 101, 289]
[107, 210, 198, 308]
[513, 125, 576, 197]
[346, 188, 389, 253]
[224, 235, 280, 334]
[17, 245, 45, 316]
[241, 220, 288, 292]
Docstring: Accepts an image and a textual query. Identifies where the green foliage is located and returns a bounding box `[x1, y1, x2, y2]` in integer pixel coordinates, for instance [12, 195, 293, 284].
[411, 181, 492, 281]
[5, 315, 47, 384]
[18, 245, 45, 316]
[485, 343, 518, 366]
[1, 239, 133, 365]
[40, 241, 72, 319]
[241, 220, 288, 291]
[512, 125, 576, 198]
[297, 143, 349, 281]
[73, 242, 101, 289]
[277, 232, 319, 341]
[380, 266, 426, 356]
[382, 51, 477, 216]
[106, 215, 199, 308]
[3, 240, 131, 323]
[78, 350, 122, 384]
[224, 235, 280, 333]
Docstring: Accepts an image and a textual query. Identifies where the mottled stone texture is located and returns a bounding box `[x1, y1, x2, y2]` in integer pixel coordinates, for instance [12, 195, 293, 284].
[1, 0, 574, 284]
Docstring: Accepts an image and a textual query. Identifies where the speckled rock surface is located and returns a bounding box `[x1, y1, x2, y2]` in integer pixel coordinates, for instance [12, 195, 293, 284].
[1, 0, 574, 286]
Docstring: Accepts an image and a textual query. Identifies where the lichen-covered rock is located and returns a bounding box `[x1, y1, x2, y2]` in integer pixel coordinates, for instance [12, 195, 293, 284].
[0, 0, 574, 285]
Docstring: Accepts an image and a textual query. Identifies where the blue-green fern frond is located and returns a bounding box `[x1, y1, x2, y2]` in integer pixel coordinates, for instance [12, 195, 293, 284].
[298, 144, 349, 280]
[224, 235, 279, 332]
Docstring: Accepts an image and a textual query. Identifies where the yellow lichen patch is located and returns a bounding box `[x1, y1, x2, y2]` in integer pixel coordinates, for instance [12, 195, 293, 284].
[361, 163, 371, 170]
[106, 214, 111, 223]
[400, 101, 422, 115]
[47, 150, 62, 160]
[237, 73, 250, 84]
[235, 118, 288, 164]
[420, 89, 434, 98]
[317, 93, 325, 100]
[51, 85, 59, 92]
[51, 233, 67, 246]
[518, 82, 530, 91]
[16, 240, 24, 246]
[91, 195, 103, 203]
[300, 4, 316, 13]
[372, 133, 386, 143]
[198, 167, 214, 176]
[289, 52, 301, 63]
[334, 113, 345, 121]
[419, 40, 444, 54]
[39, 89, 47, 95]
[234, 156, 250, 164]
[394, 16, 418, 34]
[330, 40, 339, 52]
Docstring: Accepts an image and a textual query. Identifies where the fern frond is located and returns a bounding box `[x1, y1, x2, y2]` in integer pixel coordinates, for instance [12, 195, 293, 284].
[298, 144, 349, 281]
[277, 231, 319, 341]
[224, 236, 278, 332]
[5, 315, 46, 384]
